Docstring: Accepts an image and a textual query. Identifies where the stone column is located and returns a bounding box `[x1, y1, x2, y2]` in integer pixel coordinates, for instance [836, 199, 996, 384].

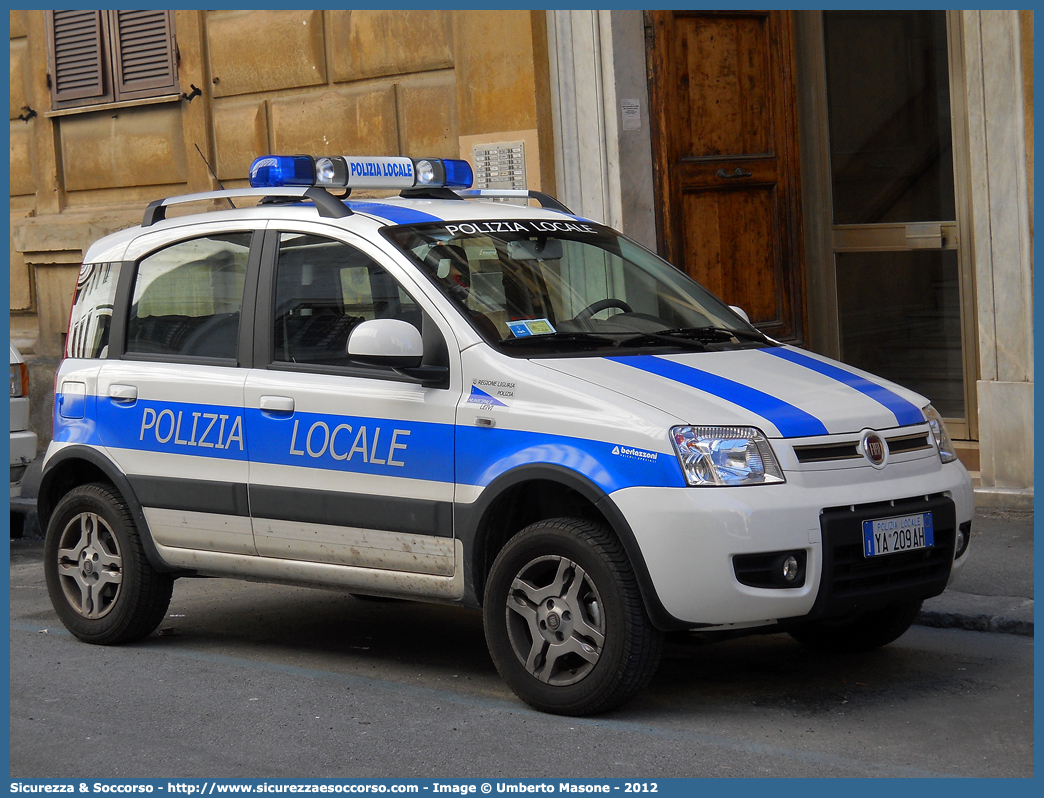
[545, 10, 656, 250]
[961, 10, 1034, 492]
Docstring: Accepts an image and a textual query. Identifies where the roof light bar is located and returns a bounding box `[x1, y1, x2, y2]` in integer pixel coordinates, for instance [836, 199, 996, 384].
[249, 156, 315, 188]
[249, 155, 474, 190]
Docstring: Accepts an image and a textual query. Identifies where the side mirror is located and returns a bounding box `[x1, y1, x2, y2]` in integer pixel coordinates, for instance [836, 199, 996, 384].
[729, 305, 751, 324]
[347, 319, 424, 368]
[347, 319, 450, 388]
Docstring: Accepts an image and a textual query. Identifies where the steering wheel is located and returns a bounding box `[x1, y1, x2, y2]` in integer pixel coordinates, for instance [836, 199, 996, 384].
[574, 298, 633, 322]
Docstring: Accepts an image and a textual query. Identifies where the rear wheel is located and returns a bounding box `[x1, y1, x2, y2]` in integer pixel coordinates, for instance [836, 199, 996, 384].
[788, 599, 923, 653]
[483, 518, 662, 715]
[44, 483, 173, 645]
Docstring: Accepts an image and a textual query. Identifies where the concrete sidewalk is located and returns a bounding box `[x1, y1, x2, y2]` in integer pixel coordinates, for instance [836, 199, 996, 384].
[917, 506, 1034, 636]
[9, 457, 1034, 636]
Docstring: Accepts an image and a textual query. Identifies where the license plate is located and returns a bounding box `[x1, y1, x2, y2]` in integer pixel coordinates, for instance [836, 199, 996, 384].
[862, 512, 934, 558]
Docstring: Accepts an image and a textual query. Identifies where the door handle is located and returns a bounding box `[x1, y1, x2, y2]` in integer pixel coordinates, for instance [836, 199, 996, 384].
[108, 384, 137, 402]
[259, 395, 295, 413]
[717, 167, 753, 179]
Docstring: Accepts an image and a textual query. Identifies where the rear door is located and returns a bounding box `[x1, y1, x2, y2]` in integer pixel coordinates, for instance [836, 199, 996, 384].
[95, 222, 264, 556]
[243, 221, 461, 576]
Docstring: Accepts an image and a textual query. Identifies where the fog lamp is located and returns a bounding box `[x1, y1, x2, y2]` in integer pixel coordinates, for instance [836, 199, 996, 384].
[955, 521, 971, 559]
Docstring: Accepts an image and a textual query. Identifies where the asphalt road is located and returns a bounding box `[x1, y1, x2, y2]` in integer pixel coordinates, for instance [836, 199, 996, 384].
[10, 540, 1034, 779]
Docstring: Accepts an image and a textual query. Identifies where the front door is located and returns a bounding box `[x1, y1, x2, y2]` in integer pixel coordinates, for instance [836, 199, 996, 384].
[243, 223, 460, 577]
[646, 10, 806, 344]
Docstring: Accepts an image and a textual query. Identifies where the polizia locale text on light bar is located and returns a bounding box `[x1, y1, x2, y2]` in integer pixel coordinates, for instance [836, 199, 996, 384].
[248, 155, 474, 191]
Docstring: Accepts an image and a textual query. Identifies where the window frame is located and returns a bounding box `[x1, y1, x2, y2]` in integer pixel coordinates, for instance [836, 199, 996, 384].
[66, 261, 122, 360]
[45, 9, 179, 111]
[256, 228, 450, 384]
[112, 228, 264, 367]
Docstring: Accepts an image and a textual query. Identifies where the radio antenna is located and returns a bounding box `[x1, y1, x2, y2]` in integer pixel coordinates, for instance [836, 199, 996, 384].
[195, 143, 235, 209]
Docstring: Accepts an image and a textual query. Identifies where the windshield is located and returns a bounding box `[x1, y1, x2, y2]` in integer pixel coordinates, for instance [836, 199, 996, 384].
[383, 218, 770, 356]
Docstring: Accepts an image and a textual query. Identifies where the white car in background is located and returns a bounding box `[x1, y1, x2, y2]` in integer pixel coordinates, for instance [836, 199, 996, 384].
[10, 344, 37, 498]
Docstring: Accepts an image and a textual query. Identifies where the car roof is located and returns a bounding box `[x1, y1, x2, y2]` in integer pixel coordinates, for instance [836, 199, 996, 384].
[83, 195, 594, 264]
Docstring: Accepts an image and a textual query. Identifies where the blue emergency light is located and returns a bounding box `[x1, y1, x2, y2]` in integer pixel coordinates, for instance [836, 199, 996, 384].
[249, 155, 474, 191]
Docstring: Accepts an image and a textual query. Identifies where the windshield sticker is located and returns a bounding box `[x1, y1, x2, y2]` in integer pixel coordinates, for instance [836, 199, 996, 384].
[468, 379, 515, 410]
[444, 221, 598, 237]
[507, 318, 556, 338]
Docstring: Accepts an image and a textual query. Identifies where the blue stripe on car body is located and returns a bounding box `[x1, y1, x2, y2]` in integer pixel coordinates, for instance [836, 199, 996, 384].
[346, 202, 444, 225]
[60, 396, 685, 494]
[455, 426, 685, 492]
[607, 354, 829, 438]
[760, 347, 924, 427]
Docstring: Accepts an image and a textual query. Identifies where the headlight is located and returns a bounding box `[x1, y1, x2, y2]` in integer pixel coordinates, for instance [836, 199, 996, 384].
[923, 404, 957, 463]
[671, 426, 785, 486]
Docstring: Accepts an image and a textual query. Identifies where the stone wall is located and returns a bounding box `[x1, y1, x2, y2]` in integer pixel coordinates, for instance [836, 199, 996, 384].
[9, 9, 554, 448]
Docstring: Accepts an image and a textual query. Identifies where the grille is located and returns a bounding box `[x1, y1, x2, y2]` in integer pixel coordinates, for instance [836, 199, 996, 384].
[795, 431, 933, 464]
[794, 442, 861, 463]
[887, 433, 933, 454]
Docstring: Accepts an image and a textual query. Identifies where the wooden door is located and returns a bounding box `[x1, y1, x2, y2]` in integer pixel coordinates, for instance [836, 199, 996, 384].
[647, 10, 806, 344]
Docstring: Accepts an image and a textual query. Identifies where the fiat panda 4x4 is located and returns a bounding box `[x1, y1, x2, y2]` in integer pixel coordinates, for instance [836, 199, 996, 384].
[40, 154, 973, 715]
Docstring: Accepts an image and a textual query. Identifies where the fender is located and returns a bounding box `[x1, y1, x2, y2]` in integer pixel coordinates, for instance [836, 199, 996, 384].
[37, 445, 189, 575]
[455, 463, 691, 631]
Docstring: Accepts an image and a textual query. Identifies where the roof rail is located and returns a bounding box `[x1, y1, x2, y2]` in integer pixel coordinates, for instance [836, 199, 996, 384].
[141, 186, 351, 227]
[454, 189, 574, 215]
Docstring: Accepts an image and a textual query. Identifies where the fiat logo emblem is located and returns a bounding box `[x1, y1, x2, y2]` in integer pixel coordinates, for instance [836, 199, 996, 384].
[862, 431, 886, 467]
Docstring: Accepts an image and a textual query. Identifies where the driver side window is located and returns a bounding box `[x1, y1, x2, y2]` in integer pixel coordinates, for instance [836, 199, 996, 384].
[272, 233, 421, 367]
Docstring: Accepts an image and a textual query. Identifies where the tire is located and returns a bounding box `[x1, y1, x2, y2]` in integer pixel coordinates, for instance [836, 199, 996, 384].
[483, 518, 663, 715]
[788, 599, 923, 653]
[44, 483, 174, 645]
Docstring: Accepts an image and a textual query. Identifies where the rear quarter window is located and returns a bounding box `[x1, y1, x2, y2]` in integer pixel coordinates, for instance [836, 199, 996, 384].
[66, 262, 120, 359]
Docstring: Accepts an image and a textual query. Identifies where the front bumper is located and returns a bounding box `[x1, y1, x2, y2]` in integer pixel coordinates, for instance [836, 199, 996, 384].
[611, 458, 973, 626]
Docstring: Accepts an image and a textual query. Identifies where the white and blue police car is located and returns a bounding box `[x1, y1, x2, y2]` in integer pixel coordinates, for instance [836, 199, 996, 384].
[40, 153, 973, 715]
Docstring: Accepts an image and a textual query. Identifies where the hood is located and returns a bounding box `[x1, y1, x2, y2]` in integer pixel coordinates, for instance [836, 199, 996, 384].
[534, 346, 929, 439]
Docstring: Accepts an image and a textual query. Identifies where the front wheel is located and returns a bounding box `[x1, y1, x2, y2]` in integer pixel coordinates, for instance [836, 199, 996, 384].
[483, 518, 663, 715]
[788, 599, 923, 653]
[44, 483, 174, 645]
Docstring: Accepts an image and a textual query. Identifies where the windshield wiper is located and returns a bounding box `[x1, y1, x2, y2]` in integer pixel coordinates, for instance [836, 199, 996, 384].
[498, 331, 619, 348]
[615, 332, 710, 351]
[643, 326, 771, 344]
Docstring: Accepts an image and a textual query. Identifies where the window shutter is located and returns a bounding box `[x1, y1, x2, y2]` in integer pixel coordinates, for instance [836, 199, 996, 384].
[47, 10, 111, 104]
[111, 10, 178, 100]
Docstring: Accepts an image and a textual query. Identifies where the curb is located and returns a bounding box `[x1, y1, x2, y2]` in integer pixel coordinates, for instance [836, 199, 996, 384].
[916, 592, 1034, 637]
[974, 486, 1034, 511]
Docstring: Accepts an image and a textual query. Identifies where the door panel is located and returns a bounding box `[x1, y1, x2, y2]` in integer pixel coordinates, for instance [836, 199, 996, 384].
[824, 11, 956, 225]
[682, 186, 781, 323]
[245, 225, 461, 572]
[675, 15, 772, 157]
[648, 10, 805, 344]
[836, 249, 964, 418]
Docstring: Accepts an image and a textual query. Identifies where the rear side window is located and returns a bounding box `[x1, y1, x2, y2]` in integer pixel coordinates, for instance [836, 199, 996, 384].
[67, 262, 120, 359]
[126, 233, 251, 360]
